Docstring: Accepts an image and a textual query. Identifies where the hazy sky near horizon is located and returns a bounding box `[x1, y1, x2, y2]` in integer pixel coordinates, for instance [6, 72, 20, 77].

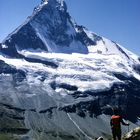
[0, 0, 140, 56]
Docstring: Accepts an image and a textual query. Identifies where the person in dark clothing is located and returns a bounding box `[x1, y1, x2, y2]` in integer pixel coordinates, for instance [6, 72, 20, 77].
[110, 107, 129, 140]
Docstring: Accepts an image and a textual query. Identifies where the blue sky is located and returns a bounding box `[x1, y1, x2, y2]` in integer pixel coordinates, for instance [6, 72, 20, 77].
[0, 0, 140, 56]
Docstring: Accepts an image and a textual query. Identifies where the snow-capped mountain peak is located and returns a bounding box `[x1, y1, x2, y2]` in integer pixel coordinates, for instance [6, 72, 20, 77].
[1, 0, 89, 56]
[1, 0, 139, 62]
[40, 0, 66, 11]
[0, 0, 140, 140]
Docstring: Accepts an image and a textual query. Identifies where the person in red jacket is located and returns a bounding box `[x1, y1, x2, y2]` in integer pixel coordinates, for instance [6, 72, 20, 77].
[110, 107, 129, 140]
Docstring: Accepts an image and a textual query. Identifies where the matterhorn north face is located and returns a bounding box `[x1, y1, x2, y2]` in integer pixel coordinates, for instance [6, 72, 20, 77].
[0, 0, 140, 139]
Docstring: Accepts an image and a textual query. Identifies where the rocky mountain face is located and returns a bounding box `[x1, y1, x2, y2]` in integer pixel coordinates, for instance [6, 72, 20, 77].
[122, 127, 140, 140]
[0, 0, 140, 140]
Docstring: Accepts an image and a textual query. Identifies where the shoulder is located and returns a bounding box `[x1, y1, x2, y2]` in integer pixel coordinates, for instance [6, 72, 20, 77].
[111, 115, 120, 118]
[111, 115, 121, 120]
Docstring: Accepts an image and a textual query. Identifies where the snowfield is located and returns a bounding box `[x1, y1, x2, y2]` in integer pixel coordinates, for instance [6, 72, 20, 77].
[1, 50, 140, 93]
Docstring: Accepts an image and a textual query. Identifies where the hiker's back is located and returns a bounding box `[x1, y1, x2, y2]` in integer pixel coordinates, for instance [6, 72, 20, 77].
[111, 115, 121, 129]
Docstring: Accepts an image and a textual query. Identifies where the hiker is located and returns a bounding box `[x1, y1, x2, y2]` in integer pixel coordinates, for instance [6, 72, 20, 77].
[110, 107, 129, 140]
